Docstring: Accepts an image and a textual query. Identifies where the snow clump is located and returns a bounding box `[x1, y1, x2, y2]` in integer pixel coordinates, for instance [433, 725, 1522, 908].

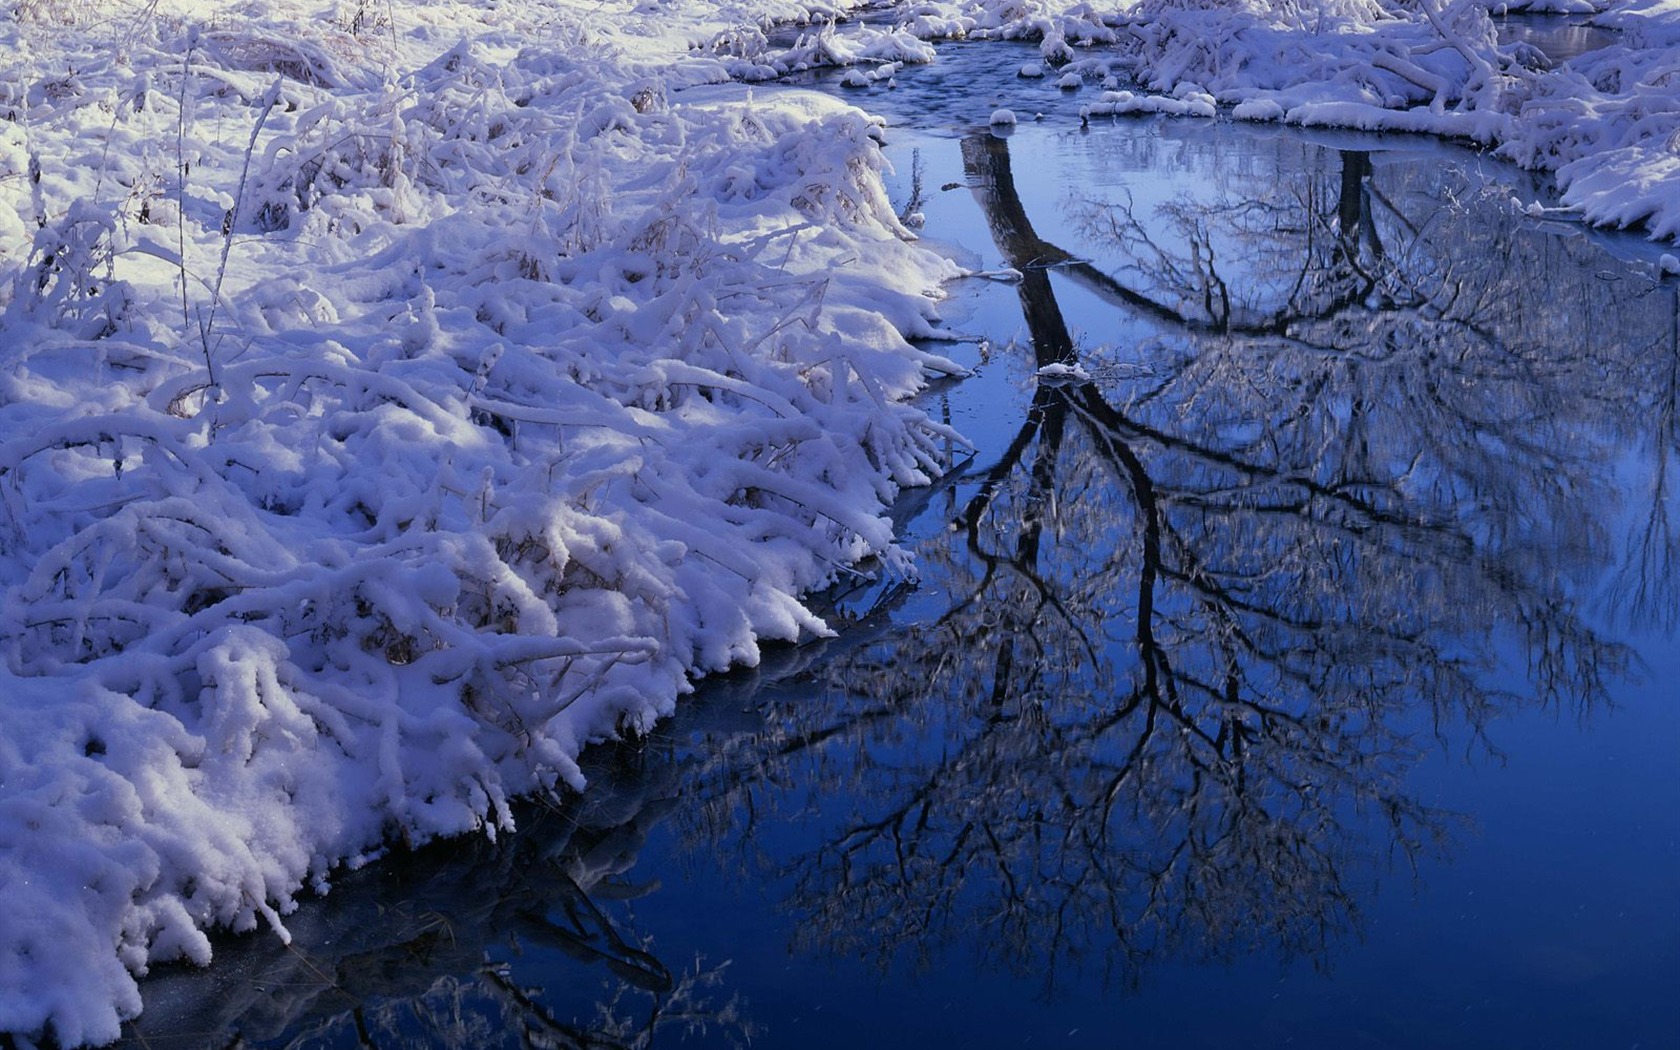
[0, 1, 960, 1044]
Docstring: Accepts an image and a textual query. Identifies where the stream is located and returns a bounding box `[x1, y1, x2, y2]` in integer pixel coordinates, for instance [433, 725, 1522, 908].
[115, 31, 1680, 1050]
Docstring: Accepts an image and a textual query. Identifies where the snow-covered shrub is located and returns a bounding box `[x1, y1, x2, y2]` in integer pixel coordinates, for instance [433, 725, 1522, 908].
[247, 94, 416, 231]
[9, 0, 98, 25]
[8, 200, 133, 338]
[200, 29, 361, 90]
[0, 7, 960, 1044]
[709, 18, 936, 80]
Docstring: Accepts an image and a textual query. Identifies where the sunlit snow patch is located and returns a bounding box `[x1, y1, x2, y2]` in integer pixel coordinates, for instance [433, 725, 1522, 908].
[1035, 362, 1092, 385]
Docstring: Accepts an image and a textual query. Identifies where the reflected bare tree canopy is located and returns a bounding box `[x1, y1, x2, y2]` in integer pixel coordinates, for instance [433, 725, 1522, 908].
[673, 127, 1679, 990]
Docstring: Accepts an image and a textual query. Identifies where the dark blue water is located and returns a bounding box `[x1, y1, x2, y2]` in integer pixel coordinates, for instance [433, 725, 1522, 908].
[117, 40, 1680, 1050]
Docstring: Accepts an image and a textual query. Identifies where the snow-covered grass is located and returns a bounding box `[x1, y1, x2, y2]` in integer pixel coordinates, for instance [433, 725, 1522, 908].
[0, 0, 964, 1043]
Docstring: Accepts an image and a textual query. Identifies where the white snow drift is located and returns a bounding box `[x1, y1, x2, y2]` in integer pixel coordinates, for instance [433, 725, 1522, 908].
[0, 0, 958, 1042]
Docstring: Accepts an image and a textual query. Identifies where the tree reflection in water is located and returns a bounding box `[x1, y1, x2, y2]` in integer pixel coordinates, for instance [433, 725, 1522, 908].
[112, 125, 1679, 1046]
[674, 126, 1677, 993]
[1608, 278, 1680, 632]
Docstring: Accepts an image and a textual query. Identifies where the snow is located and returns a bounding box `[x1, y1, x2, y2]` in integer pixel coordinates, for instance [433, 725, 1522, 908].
[1034, 361, 1092, 384]
[4, 0, 1680, 1042]
[0, 0, 965, 1043]
[1082, 88, 1219, 118]
[891, 0, 1680, 244]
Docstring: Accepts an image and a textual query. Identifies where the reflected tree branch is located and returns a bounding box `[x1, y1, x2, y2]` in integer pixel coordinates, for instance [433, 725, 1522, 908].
[666, 127, 1657, 999]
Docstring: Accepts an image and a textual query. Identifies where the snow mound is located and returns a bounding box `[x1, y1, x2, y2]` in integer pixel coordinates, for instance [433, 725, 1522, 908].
[1082, 88, 1217, 119]
[1035, 361, 1091, 384]
[0, 7, 959, 1044]
[706, 19, 936, 81]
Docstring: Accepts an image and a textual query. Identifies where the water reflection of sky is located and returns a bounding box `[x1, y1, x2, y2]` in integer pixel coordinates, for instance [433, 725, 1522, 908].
[1494, 13, 1619, 66]
[119, 66, 1679, 1050]
[730, 119, 1678, 1049]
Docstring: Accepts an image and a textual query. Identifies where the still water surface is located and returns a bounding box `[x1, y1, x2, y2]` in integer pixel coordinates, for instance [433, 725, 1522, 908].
[120, 38, 1680, 1050]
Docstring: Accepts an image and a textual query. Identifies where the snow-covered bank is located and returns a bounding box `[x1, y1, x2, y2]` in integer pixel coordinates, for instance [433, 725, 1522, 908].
[868, 0, 1680, 243]
[0, 1, 960, 1043]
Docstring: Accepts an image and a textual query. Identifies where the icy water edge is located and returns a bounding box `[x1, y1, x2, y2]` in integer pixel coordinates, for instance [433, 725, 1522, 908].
[114, 42, 1680, 1050]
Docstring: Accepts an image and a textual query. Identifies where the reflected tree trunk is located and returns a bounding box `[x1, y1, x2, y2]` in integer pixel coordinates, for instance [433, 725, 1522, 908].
[660, 123, 1657, 1000]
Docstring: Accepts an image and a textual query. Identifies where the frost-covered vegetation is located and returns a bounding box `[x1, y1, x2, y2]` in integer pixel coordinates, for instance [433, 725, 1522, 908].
[2, 0, 1677, 1043]
[0, 0, 961, 1042]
